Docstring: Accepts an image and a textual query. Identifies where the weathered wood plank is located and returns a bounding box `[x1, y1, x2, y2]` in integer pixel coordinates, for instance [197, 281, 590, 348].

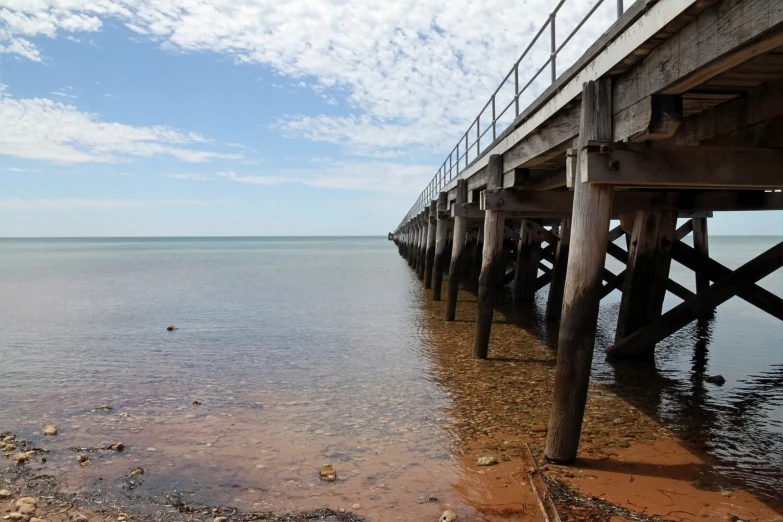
[484, 189, 783, 213]
[546, 79, 614, 464]
[613, 94, 683, 142]
[584, 142, 783, 189]
[474, 155, 506, 360]
[504, 168, 568, 192]
[609, 241, 783, 358]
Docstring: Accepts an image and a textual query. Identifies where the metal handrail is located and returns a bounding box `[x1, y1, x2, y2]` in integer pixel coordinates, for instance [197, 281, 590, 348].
[396, 0, 624, 231]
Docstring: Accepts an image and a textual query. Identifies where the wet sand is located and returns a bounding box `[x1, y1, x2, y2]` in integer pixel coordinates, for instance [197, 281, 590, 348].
[2, 272, 782, 521]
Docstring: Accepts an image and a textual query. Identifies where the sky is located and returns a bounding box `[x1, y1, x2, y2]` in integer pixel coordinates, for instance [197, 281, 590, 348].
[0, 0, 780, 237]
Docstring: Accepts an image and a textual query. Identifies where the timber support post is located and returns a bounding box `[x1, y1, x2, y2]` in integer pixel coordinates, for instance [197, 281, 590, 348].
[473, 154, 506, 360]
[433, 192, 450, 300]
[471, 224, 484, 284]
[424, 201, 438, 289]
[614, 211, 678, 346]
[417, 209, 428, 280]
[446, 180, 469, 320]
[546, 217, 571, 320]
[693, 217, 710, 294]
[545, 79, 614, 463]
[513, 220, 543, 302]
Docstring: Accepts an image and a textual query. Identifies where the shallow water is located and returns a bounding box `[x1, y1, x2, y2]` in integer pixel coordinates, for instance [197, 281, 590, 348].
[0, 235, 781, 518]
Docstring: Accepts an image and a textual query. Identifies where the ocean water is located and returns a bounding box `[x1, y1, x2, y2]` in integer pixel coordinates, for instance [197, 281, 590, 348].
[0, 235, 781, 517]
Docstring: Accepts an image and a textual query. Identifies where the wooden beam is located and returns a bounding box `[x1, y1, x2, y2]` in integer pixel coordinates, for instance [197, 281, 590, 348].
[584, 142, 783, 189]
[451, 202, 485, 219]
[671, 241, 782, 321]
[546, 79, 614, 464]
[668, 76, 783, 146]
[503, 103, 581, 175]
[483, 189, 783, 213]
[606, 241, 695, 302]
[522, 220, 560, 245]
[613, 94, 683, 142]
[608, 241, 783, 358]
[446, 180, 469, 321]
[509, 168, 568, 191]
[432, 192, 450, 300]
[474, 155, 506, 360]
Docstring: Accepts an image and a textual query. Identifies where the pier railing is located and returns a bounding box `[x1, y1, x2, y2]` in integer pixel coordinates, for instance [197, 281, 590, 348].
[397, 0, 625, 230]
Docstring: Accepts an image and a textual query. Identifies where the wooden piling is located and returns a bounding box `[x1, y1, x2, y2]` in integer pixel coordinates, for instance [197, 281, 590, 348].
[545, 79, 614, 463]
[424, 201, 438, 289]
[546, 217, 571, 321]
[473, 154, 506, 360]
[693, 217, 710, 294]
[446, 180, 469, 321]
[513, 221, 543, 302]
[417, 210, 428, 280]
[615, 211, 678, 344]
[433, 192, 450, 300]
[471, 224, 484, 283]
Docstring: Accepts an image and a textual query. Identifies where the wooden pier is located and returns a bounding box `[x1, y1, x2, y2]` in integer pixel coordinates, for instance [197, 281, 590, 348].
[392, 0, 783, 464]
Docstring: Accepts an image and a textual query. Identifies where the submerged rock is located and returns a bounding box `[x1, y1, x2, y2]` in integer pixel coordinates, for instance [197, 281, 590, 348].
[110, 442, 125, 452]
[43, 425, 58, 436]
[76, 454, 89, 464]
[476, 456, 498, 466]
[167, 325, 177, 331]
[440, 510, 458, 522]
[706, 374, 726, 385]
[319, 464, 337, 482]
[12, 452, 29, 464]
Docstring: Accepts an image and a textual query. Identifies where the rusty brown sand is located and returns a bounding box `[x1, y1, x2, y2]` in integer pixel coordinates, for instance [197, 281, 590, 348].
[3, 283, 783, 522]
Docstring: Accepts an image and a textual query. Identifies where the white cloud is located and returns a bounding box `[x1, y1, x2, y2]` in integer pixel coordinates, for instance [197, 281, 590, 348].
[0, 198, 218, 210]
[0, 86, 242, 163]
[0, 0, 618, 159]
[162, 173, 211, 181]
[214, 161, 431, 193]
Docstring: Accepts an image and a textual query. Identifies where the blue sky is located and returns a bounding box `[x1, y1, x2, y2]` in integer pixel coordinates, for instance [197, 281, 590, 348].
[0, 1, 780, 237]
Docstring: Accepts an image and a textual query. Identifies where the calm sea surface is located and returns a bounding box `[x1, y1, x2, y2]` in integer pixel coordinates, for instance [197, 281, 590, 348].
[0, 235, 781, 518]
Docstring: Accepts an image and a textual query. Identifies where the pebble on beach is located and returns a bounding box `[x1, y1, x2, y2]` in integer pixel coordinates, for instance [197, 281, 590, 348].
[12, 452, 29, 464]
[110, 442, 125, 452]
[0, 489, 11, 499]
[214, 517, 227, 522]
[43, 425, 57, 436]
[319, 464, 337, 482]
[76, 454, 89, 464]
[440, 510, 458, 522]
[476, 456, 498, 466]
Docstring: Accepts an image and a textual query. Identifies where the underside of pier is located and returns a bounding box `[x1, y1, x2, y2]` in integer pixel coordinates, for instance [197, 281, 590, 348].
[394, 0, 782, 465]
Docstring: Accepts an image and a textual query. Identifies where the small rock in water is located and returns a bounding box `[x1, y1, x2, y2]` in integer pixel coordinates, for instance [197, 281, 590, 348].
[319, 464, 337, 482]
[12, 452, 29, 464]
[167, 325, 177, 331]
[2, 435, 15, 442]
[440, 510, 458, 522]
[476, 456, 498, 466]
[76, 454, 89, 464]
[95, 405, 113, 412]
[3, 444, 17, 451]
[192, 400, 202, 406]
[0, 489, 11, 499]
[706, 374, 726, 385]
[43, 425, 57, 436]
[127, 467, 145, 477]
[110, 442, 125, 452]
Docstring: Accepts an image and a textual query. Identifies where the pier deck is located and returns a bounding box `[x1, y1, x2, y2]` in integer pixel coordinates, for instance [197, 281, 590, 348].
[392, 0, 783, 465]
